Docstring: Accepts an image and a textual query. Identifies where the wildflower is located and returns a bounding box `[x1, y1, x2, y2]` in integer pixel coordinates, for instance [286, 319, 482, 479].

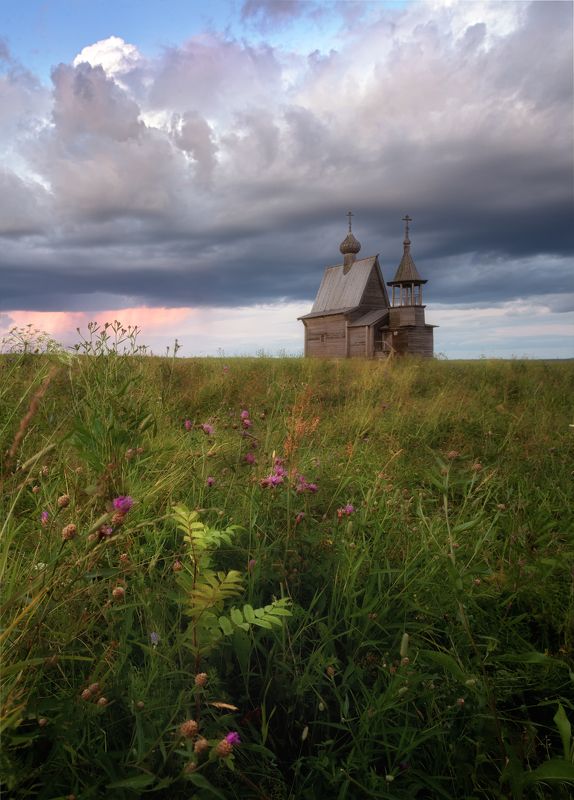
[326, 665, 335, 678]
[97, 696, 108, 707]
[447, 450, 459, 460]
[337, 504, 354, 519]
[471, 462, 483, 472]
[80, 688, 92, 701]
[150, 631, 160, 647]
[179, 719, 199, 739]
[61, 523, 77, 541]
[244, 452, 256, 465]
[215, 734, 239, 758]
[172, 559, 183, 572]
[456, 697, 465, 707]
[112, 586, 125, 601]
[41, 510, 49, 526]
[295, 512, 305, 525]
[242, 418, 252, 429]
[57, 494, 70, 508]
[223, 365, 229, 373]
[113, 496, 133, 513]
[184, 419, 192, 431]
[32, 485, 40, 494]
[240, 410, 250, 420]
[98, 525, 113, 540]
[38, 717, 48, 727]
[194, 736, 209, 754]
[201, 423, 214, 436]
[247, 558, 257, 574]
[194, 672, 208, 687]
[206, 476, 215, 487]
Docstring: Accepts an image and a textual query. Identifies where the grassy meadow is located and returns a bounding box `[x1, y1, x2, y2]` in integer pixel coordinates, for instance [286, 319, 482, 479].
[1, 324, 573, 799]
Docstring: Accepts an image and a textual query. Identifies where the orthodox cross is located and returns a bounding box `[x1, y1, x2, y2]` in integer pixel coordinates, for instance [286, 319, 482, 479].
[402, 214, 412, 239]
[347, 211, 354, 232]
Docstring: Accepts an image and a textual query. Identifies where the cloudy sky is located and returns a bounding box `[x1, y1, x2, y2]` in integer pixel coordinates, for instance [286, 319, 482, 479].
[1, 0, 572, 357]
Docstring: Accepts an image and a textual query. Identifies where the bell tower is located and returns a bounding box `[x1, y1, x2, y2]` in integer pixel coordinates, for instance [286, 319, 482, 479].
[386, 215, 435, 356]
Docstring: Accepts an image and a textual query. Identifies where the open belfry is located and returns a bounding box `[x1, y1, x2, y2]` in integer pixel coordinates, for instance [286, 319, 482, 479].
[299, 213, 435, 358]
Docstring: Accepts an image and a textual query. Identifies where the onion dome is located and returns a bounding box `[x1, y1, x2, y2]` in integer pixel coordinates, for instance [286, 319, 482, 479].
[339, 211, 361, 257]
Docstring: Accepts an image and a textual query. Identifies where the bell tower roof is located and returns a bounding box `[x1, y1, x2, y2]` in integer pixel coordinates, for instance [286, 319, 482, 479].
[388, 214, 427, 286]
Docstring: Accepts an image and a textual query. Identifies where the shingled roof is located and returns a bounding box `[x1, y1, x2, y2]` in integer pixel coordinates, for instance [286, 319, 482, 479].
[388, 216, 426, 285]
[300, 255, 389, 319]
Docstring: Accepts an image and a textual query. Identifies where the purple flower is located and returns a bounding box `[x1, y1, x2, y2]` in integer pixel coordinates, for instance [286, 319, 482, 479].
[306, 483, 318, 494]
[240, 410, 250, 420]
[295, 512, 305, 525]
[206, 476, 215, 487]
[225, 731, 241, 746]
[242, 418, 252, 429]
[184, 418, 192, 431]
[113, 496, 134, 513]
[244, 452, 256, 465]
[150, 631, 160, 647]
[41, 510, 49, 526]
[344, 504, 355, 515]
[247, 558, 257, 573]
[270, 474, 284, 486]
[201, 423, 214, 436]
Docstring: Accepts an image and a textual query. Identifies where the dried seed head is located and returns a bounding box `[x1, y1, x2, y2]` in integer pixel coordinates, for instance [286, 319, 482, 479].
[38, 717, 48, 727]
[80, 689, 92, 701]
[88, 682, 100, 694]
[456, 697, 465, 707]
[87, 533, 97, 543]
[97, 696, 108, 707]
[179, 719, 199, 739]
[326, 665, 335, 678]
[215, 739, 233, 758]
[136, 700, 145, 709]
[32, 485, 40, 494]
[172, 559, 183, 572]
[119, 552, 130, 565]
[471, 462, 483, 472]
[61, 523, 77, 541]
[40, 465, 49, 477]
[194, 736, 209, 754]
[401, 657, 410, 667]
[111, 511, 125, 526]
[57, 494, 70, 508]
[447, 450, 459, 460]
[184, 761, 197, 773]
[112, 586, 125, 601]
[194, 672, 208, 687]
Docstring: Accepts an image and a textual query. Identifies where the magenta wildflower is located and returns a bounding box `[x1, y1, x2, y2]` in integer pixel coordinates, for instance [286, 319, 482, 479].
[113, 496, 134, 513]
[337, 504, 354, 519]
[242, 418, 252, 429]
[184, 419, 192, 431]
[247, 558, 257, 573]
[225, 731, 241, 746]
[240, 410, 250, 420]
[41, 510, 49, 526]
[206, 476, 215, 487]
[201, 423, 214, 436]
[296, 475, 318, 494]
[244, 452, 256, 465]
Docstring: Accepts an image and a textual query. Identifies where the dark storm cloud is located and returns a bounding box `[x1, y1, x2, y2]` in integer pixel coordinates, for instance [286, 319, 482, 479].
[0, 1, 572, 315]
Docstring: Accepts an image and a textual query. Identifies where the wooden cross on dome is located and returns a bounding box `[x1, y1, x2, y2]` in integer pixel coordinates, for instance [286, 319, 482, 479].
[402, 214, 412, 239]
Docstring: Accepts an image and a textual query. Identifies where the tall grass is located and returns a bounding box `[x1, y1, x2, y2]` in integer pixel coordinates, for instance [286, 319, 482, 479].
[1, 328, 573, 798]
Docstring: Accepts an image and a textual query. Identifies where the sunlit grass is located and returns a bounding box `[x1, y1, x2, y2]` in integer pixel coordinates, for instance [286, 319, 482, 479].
[1, 325, 573, 798]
